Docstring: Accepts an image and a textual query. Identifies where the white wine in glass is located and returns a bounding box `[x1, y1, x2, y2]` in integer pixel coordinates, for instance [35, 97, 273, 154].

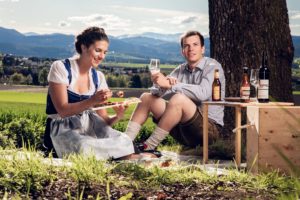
[250, 69, 259, 100]
[149, 59, 160, 75]
[148, 58, 160, 90]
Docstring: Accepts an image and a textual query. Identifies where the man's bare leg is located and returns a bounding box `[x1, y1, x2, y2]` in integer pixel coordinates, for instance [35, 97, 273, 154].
[125, 93, 166, 140]
[144, 93, 197, 149]
[158, 93, 197, 131]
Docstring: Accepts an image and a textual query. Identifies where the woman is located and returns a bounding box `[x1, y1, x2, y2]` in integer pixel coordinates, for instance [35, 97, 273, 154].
[43, 27, 135, 160]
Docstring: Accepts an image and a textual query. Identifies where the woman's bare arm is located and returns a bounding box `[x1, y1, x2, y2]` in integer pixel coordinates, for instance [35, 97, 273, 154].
[49, 82, 109, 118]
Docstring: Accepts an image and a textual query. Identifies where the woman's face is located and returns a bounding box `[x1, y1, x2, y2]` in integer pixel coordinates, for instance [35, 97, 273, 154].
[82, 40, 109, 67]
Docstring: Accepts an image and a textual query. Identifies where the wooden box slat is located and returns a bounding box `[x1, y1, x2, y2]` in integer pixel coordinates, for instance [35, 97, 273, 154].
[247, 106, 300, 174]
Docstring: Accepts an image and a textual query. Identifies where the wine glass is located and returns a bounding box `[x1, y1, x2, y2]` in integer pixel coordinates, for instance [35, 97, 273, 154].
[250, 69, 259, 100]
[149, 59, 160, 89]
[149, 59, 160, 75]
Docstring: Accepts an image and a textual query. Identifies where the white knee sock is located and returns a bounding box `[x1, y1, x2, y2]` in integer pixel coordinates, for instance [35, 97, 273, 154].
[125, 121, 141, 141]
[144, 126, 169, 150]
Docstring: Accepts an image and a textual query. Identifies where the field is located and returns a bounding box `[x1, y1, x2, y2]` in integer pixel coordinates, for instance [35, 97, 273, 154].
[0, 88, 299, 199]
[0, 90, 151, 125]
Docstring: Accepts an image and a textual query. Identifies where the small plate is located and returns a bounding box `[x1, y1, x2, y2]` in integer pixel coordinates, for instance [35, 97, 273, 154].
[91, 97, 141, 110]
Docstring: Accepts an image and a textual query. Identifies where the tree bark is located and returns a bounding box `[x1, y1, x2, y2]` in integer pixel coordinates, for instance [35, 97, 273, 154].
[209, 0, 294, 101]
[208, 0, 294, 136]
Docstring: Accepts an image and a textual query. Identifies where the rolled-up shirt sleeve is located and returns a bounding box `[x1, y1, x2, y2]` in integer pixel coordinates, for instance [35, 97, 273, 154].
[169, 62, 224, 103]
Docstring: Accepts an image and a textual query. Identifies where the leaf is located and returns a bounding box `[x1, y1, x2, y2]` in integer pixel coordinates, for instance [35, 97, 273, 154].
[118, 192, 133, 200]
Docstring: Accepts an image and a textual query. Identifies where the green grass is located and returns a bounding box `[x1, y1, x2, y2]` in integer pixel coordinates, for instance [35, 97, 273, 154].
[0, 90, 299, 198]
[0, 91, 46, 104]
[0, 91, 132, 117]
[293, 91, 300, 95]
[0, 149, 298, 199]
[0, 90, 154, 127]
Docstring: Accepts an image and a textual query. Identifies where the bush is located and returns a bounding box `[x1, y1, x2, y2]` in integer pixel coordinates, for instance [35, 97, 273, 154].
[0, 118, 44, 149]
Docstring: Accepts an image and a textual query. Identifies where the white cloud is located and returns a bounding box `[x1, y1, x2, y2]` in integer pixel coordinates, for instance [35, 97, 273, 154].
[110, 5, 187, 17]
[138, 26, 164, 33]
[44, 22, 51, 26]
[0, 0, 19, 2]
[68, 14, 131, 32]
[289, 10, 300, 19]
[291, 14, 300, 19]
[290, 24, 300, 28]
[157, 15, 207, 26]
[10, 20, 16, 24]
[58, 21, 71, 27]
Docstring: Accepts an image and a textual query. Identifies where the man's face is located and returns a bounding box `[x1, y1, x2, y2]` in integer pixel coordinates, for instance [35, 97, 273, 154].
[181, 35, 205, 66]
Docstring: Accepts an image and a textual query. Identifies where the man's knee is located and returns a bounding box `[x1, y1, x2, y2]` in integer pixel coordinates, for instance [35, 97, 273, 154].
[140, 92, 153, 102]
[168, 93, 194, 107]
[169, 93, 185, 104]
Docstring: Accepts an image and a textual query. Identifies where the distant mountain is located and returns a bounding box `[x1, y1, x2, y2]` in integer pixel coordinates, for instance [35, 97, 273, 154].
[0, 27, 75, 58]
[117, 32, 182, 43]
[23, 32, 40, 36]
[293, 36, 300, 58]
[0, 27, 185, 63]
[0, 27, 299, 63]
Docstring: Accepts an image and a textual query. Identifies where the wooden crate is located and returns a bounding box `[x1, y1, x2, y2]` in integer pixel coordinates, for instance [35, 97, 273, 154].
[246, 106, 300, 174]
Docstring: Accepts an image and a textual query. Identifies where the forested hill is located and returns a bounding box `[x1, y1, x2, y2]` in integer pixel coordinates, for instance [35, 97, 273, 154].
[0, 27, 299, 63]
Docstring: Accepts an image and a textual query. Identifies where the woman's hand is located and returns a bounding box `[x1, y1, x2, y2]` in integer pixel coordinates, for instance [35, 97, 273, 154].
[91, 89, 112, 105]
[113, 103, 128, 120]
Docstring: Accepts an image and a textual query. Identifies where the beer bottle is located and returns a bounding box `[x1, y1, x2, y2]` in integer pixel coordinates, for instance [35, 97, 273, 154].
[212, 69, 221, 101]
[240, 66, 250, 103]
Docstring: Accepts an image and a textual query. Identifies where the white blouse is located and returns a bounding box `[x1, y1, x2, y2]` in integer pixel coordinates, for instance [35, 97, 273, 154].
[47, 57, 108, 96]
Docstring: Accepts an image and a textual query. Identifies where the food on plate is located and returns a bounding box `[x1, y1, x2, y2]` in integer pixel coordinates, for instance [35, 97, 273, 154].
[116, 90, 124, 98]
[92, 97, 141, 110]
[94, 101, 117, 108]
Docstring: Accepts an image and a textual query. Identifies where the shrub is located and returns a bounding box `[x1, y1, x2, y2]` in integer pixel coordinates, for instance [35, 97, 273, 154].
[0, 118, 44, 149]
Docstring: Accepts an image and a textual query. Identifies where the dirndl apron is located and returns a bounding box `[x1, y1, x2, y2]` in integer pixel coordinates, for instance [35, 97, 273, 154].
[49, 109, 134, 159]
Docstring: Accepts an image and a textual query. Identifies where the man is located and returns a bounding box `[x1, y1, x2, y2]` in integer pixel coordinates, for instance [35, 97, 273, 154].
[125, 31, 225, 150]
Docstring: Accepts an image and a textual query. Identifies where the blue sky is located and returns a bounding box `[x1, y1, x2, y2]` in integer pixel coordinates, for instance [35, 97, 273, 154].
[0, 0, 299, 36]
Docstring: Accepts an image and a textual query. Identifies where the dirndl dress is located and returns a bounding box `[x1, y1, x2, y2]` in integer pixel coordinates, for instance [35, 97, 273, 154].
[43, 59, 134, 159]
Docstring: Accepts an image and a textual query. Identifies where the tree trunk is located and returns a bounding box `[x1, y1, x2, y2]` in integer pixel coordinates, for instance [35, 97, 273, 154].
[208, 0, 294, 135]
[209, 0, 294, 101]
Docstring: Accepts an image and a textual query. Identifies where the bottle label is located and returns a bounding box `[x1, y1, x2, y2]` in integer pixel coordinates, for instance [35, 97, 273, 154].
[213, 86, 220, 100]
[241, 86, 250, 99]
[258, 80, 269, 99]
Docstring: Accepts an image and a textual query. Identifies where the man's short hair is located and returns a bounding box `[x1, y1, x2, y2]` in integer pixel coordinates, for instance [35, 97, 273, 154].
[180, 31, 204, 48]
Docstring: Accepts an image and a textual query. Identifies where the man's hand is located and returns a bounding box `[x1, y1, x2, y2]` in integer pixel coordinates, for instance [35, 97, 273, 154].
[152, 73, 172, 89]
[166, 77, 178, 85]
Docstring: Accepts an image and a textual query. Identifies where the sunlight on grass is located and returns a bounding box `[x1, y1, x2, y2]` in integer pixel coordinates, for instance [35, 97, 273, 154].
[293, 91, 300, 95]
[0, 91, 47, 104]
[0, 148, 298, 199]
